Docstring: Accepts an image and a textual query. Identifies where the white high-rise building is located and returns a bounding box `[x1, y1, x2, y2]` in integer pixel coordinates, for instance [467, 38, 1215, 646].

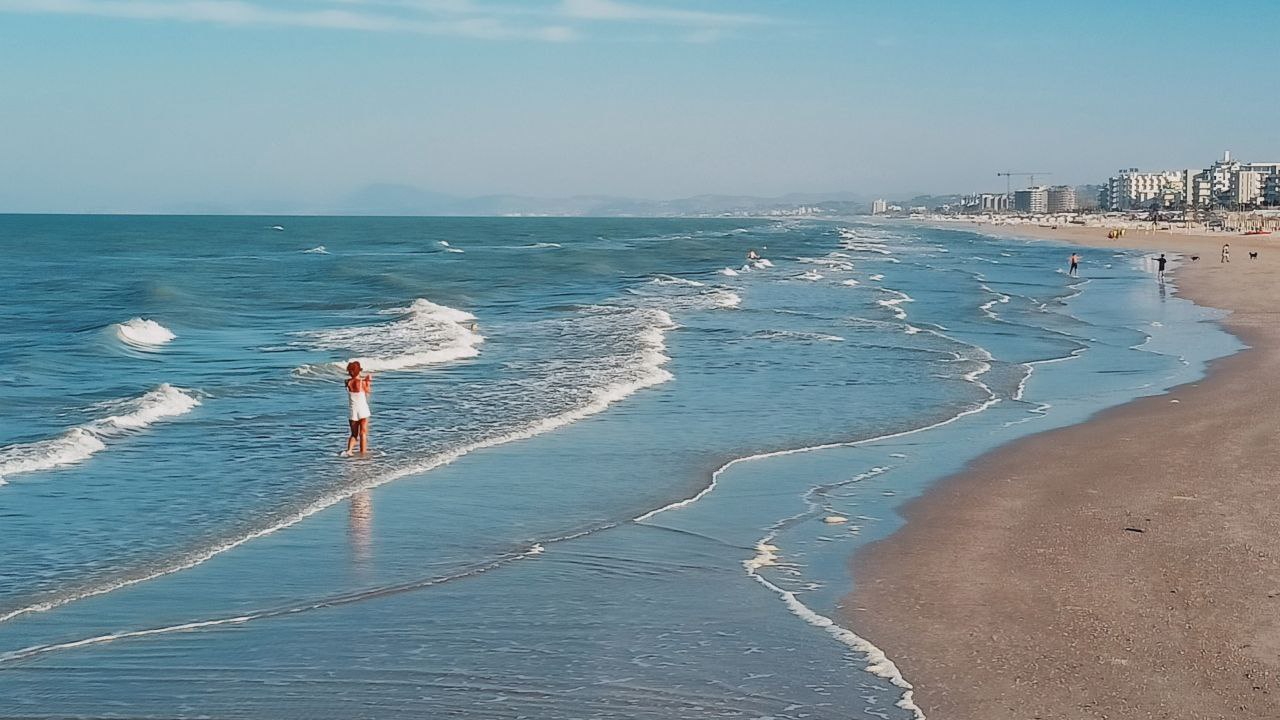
[1046, 186, 1077, 213]
[978, 193, 1010, 212]
[1234, 163, 1280, 206]
[1104, 169, 1185, 210]
[1234, 171, 1265, 205]
[871, 198, 888, 215]
[1013, 186, 1049, 213]
[1106, 153, 1280, 210]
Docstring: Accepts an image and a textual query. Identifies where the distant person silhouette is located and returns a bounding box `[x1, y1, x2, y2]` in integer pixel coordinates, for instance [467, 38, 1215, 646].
[1068, 253, 1080, 277]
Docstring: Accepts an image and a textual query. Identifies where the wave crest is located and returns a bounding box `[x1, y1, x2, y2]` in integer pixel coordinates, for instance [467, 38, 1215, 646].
[296, 298, 484, 374]
[0, 384, 200, 484]
[113, 318, 175, 348]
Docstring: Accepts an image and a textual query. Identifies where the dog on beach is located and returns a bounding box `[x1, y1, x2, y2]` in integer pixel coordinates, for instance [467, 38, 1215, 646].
[1249, 251, 1259, 260]
[1190, 255, 1199, 262]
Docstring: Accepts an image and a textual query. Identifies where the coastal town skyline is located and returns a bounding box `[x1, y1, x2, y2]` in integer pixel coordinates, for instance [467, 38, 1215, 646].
[9, 5, 1280, 718]
[2, 0, 1278, 213]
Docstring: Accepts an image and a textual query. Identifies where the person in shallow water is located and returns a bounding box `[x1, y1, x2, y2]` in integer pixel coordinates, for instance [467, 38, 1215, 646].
[746, 248, 760, 261]
[1068, 252, 1080, 277]
[342, 360, 373, 457]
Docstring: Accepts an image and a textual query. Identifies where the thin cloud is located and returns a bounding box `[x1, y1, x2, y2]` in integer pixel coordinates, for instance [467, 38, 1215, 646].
[0, 0, 576, 40]
[0, 0, 772, 40]
[558, 0, 768, 27]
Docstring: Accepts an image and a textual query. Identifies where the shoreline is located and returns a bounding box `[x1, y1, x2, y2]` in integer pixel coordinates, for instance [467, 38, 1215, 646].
[845, 223, 1280, 717]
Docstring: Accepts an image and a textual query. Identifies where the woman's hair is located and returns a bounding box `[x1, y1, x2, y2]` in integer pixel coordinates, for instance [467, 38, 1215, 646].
[346, 360, 362, 376]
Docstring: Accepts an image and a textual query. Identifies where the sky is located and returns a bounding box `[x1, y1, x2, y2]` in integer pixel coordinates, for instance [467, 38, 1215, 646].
[1, 0, 1277, 212]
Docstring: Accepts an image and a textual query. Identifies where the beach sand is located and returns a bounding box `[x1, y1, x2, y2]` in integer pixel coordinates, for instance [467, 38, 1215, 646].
[847, 224, 1280, 718]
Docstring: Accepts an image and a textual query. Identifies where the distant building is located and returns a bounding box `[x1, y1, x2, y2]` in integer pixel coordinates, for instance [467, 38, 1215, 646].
[1075, 185, 1102, 211]
[977, 193, 1010, 212]
[1234, 170, 1265, 205]
[1266, 174, 1280, 206]
[1013, 186, 1048, 214]
[1046, 185, 1077, 213]
[1198, 151, 1240, 206]
[1104, 169, 1185, 210]
[1181, 153, 1280, 208]
[1232, 164, 1280, 206]
[871, 198, 888, 215]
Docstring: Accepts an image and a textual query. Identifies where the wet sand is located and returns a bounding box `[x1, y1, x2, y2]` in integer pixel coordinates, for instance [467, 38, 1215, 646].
[847, 224, 1280, 718]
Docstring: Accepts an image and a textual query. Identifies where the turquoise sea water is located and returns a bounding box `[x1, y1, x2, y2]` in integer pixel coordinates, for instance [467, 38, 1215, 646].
[0, 216, 1240, 718]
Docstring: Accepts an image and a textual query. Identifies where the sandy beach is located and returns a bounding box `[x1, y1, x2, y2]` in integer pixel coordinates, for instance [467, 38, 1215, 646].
[847, 223, 1280, 718]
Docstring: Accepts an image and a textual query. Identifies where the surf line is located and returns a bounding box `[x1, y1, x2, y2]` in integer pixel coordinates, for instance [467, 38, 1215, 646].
[632, 329, 998, 719]
[0, 311, 678, 627]
[0, 528, 599, 666]
[636, 329, 997, 524]
[742, 466, 924, 720]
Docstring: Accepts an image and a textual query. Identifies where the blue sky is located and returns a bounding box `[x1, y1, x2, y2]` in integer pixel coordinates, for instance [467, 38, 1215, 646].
[1, 0, 1277, 212]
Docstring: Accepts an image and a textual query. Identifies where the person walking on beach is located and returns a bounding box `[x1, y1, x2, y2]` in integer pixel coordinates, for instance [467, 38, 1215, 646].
[342, 360, 373, 457]
[1068, 252, 1080, 277]
[1154, 253, 1167, 282]
[1221, 243, 1231, 263]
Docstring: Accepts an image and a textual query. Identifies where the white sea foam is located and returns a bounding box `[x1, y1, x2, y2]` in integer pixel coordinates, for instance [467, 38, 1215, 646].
[751, 330, 844, 343]
[630, 280, 739, 311]
[302, 246, 329, 254]
[651, 274, 705, 287]
[758, 575, 924, 719]
[839, 239, 894, 256]
[719, 267, 739, 276]
[733, 466, 923, 718]
[712, 290, 742, 308]
[798, 255, 854, 271]
[0, 385, 200, 485]
[797, 270, 823, 282]
[635, 323, 998, 526]
[978, 284, 1011, 319]
[113, 318, 176, 348]
[630, 318, 1003, 718]
[0, 538, 558, 664]
[869, 274, 885, 281]
[840, 279, 860, 287]
[0, 309, 675, 625]
[876, 289, 914, 320]
[296, 298, 484, 374]
[1012, 349, 1085, 402]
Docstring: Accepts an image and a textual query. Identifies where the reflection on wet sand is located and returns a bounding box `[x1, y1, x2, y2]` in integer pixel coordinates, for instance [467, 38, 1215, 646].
[349, 491, 373, 564]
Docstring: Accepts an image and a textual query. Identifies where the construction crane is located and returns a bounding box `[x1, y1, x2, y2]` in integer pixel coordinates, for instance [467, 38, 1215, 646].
[996, 171, 1052, 195]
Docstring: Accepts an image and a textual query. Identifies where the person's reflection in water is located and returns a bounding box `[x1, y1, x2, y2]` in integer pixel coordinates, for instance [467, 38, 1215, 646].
[349, 491, 373, 566]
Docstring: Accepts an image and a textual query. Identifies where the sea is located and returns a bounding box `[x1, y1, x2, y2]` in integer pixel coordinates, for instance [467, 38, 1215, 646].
[0, 215, 1241, 719]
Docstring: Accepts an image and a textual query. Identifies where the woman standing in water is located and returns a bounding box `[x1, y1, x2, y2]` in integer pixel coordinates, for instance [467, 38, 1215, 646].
[342, 360, 372, 456]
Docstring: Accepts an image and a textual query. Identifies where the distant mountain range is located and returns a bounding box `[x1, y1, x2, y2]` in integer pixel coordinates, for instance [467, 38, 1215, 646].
[329, 184, 869, 217]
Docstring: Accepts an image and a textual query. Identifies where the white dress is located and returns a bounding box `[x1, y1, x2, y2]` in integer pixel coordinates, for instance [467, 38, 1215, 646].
[348, 389, 371, 421]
